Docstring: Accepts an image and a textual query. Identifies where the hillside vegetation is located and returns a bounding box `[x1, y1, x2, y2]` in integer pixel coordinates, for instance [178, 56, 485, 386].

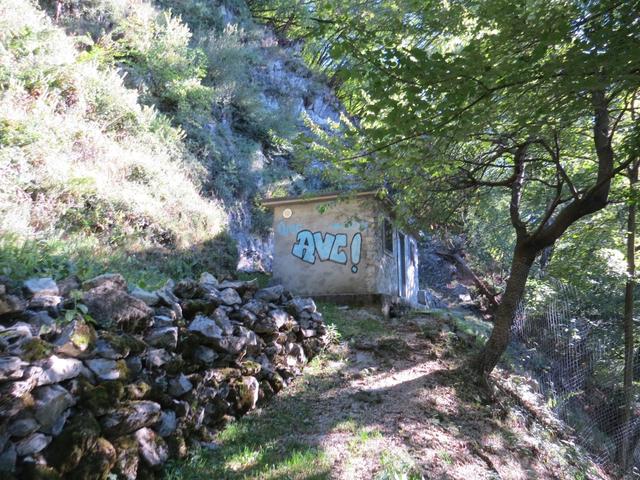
[0, 0, 332, 287]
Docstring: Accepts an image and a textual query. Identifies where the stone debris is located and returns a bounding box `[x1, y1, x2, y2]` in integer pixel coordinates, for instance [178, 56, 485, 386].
[0, 272, 328, 477]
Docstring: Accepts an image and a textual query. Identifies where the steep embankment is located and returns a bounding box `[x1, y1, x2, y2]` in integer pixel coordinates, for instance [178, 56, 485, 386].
[0, 0, 340, 285]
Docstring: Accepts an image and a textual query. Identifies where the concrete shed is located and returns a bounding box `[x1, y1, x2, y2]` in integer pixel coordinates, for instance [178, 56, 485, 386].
[263, 191, 419, 308]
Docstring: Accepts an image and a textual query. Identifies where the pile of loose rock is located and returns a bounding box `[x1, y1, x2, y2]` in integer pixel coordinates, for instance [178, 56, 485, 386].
[0, 272, 328, 478]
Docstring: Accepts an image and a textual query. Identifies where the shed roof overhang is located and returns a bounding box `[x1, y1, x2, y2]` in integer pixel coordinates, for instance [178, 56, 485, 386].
[262, 190, 385, 208]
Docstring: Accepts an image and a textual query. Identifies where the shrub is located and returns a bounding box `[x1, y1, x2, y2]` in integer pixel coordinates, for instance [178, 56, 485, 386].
[0, 0, 228, 286]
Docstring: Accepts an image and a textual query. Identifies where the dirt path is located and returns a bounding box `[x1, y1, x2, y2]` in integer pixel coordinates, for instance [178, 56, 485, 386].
[290, 309, 607, 480]
[166, 308, 609, 480]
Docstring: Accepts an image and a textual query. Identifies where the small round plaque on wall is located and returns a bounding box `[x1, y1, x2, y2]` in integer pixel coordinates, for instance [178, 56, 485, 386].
[283, 208, 292, 219]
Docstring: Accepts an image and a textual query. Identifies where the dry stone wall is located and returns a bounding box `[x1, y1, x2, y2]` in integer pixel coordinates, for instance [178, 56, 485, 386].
[0, 272, 328, 478]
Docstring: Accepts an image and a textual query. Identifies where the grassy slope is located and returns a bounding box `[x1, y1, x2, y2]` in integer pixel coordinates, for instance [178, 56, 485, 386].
[0, 0, 323, 287]
[165, 305, 607, 480]
[0, 0, 235, 287]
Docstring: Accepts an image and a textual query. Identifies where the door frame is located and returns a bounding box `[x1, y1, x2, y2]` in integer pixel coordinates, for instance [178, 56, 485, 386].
[397, 231, 406, 297]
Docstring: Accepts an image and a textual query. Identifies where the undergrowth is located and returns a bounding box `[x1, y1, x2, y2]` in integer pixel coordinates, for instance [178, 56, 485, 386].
[0, 0, 323, 283]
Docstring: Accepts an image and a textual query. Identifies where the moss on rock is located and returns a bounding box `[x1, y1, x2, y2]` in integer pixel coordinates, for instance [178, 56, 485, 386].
[100, 332, 147, 357]
[44, 412, 101, 474]
[21, 338, 53, 362]
[68, 437, 116, 480]
[80, 381, 125, 416]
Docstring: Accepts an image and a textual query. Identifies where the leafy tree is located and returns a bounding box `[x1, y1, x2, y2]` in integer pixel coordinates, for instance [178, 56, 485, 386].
[282, 0, 640, 376]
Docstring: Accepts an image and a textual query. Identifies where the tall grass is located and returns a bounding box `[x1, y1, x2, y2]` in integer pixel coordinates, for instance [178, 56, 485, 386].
[0, 0, 229, 283]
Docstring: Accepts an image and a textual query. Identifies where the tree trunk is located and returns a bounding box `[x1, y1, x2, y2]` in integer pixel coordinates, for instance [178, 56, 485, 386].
[622, 161, 638, 469]
[475, 242, 536, 376]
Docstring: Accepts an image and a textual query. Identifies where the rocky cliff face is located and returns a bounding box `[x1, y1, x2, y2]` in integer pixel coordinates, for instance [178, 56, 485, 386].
[224, 32, 342, 273]
[0, 273, 328, 478]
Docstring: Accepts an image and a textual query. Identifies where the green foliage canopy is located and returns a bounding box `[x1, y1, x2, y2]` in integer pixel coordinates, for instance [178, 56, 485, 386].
[280, 0, 640, 231]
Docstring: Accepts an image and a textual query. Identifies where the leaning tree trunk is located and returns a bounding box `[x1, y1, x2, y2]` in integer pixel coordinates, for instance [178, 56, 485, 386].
[622, 160, 638, 470]
[475, 242, 536, 376]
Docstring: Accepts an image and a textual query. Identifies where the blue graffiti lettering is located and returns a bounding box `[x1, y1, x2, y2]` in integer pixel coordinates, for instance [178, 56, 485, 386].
[291, 230, 361, 272]
[350, 233, 362, 273]
[313, 232, 335, 261]
[329, 234, 348, 264]
[291, 230, 316, 264]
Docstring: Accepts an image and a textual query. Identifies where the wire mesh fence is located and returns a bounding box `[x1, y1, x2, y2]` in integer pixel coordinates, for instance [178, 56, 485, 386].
[509, 279, 639, 477]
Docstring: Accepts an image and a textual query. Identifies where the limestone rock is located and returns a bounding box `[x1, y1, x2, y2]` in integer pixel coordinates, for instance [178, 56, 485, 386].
[23, 311, 56, 336]
[8, 417, 39, 438]
[253, 317, 279, 335]
[70, 437, 116, 480]
[33, 384, 74, 434]
[199, 272, 219, 288]
[218, 279, 258, 295]
[240, 360, 261, 376]
[237, 327, 259, 355]
[168, 374, 192, 397]
[130, 287, 160, 306]
[212, 307, 234, 332]
[156, 283, 180, 307]
[56, 275, 81, 297]
[101, 401, 161, 437]
[243, 299, 269, 316]
[233, 376, 259, 414]
[135, 427, 169, 468]
[270, 309, 289, 329]
[82, 273, 127, 291]
[211, 335, 246, 355]
[36, 355, 83, 386]
[0, 374, 37, 408]
[0, 323, 32, 355]
[255, 285, 284, 303]
[193, 345, 218, 366]
[83, 284, 153, 331]
[152, 315, 174, 328]
[23, 278, 59, 297]
[99, 331, 146, 358]
[219, 288, 242, 306]
[53, 318, 96, 358]
[188, 314, 222, 339]
[0, 356, 25, 382]
[180, 298, 216, 318]
[166, 431, 187, 459]
[154, 410, 177, 437]
[173, 279, 204, 300]
[85, 358, 128, 381]
[126, 380, 151, 400]
[45, 412, 101, 474]
[0, 293, 26, 317]
[15, 432, 51, 456]
[113, 435, 139, 480]
[145, 326, 178, 350]
[145, 348, 171, 368]
[126, 355, 143, 376]
[94, 339, 122, 360]
[286, 297, 316, 315]
[27, 294, 62, 311]
[230, 308, 258, 328]
[0, 268, 332, 477]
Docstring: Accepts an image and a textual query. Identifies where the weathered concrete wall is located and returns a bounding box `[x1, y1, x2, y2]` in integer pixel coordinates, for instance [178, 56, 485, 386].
[272, 198, 380, 296]
[271, 196, 419, 302]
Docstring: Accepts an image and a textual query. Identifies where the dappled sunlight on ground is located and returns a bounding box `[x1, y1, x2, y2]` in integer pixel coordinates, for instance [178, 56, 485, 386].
[166, 307, 610, 480]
